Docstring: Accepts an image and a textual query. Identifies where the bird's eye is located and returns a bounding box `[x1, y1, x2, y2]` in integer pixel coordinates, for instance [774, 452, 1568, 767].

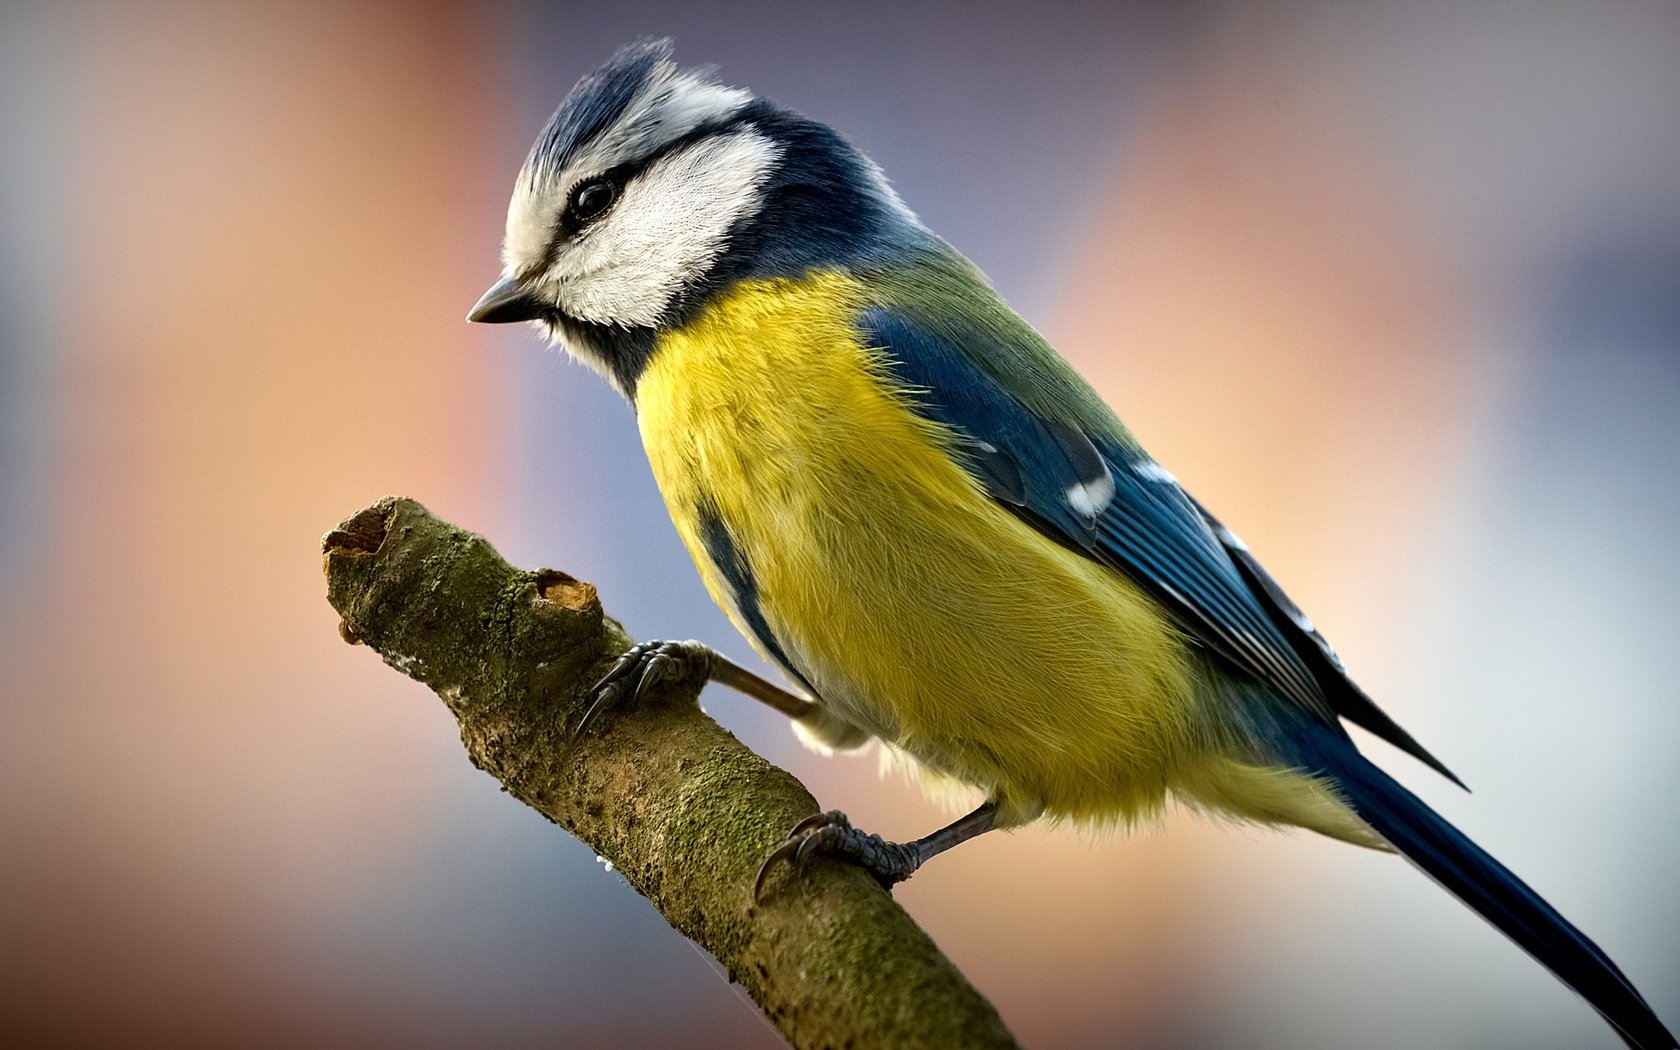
[569, 178, 617, 222]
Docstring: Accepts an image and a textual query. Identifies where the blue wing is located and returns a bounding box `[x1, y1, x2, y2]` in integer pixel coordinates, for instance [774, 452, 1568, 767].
[860, 304, 1461, 786]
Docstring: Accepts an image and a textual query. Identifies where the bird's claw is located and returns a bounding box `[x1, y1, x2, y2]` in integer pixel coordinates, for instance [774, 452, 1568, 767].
[574, 640, 714, 742]
[752, 810, 923, 902]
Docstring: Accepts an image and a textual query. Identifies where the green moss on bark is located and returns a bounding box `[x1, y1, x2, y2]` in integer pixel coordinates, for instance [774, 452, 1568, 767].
[322, 497, 1018, 1050]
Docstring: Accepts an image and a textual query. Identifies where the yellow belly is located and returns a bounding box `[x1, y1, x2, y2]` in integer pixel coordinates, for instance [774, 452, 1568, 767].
[633, 272, 1201, 827]
[634, 272, 1380, 846]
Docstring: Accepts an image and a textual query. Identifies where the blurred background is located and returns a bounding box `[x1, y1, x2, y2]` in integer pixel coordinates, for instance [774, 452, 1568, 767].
[2, 0, 1677, 1046]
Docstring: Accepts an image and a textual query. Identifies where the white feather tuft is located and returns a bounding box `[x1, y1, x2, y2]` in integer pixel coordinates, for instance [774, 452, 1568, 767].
[1132, 460, 1177, 484]
[1065, 464, 1116, 518]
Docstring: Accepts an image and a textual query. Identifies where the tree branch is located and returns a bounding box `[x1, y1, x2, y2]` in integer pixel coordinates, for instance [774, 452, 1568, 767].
[321, 497, 1018, 1050]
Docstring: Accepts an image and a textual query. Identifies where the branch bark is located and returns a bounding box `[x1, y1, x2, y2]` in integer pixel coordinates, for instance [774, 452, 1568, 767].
[321, 497, 1018, 1050]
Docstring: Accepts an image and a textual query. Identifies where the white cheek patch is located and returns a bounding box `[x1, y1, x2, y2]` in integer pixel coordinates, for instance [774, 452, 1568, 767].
[546, 129, 780, 327]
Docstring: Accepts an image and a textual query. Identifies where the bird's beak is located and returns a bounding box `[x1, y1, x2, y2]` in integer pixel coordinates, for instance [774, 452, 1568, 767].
[467, 275, 545, 324]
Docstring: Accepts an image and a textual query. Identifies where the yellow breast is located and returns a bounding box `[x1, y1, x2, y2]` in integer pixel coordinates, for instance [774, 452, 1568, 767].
[635, 273, 1207, 828]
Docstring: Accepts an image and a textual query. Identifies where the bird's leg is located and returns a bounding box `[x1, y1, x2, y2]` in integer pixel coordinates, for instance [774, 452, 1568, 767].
[708, 651, 818, 719]
[754, 800, 1000, 900]
[575, 639, 815, 741]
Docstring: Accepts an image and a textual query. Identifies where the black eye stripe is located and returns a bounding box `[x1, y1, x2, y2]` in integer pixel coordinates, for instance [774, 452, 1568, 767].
[540, 116, 752, 268]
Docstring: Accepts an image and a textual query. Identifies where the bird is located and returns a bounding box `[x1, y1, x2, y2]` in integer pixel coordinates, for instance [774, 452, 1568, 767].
[468, 39, 1675, 1049]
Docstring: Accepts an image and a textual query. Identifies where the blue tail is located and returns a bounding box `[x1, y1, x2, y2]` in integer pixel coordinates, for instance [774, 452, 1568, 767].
[1286, 725, 1675, 1049]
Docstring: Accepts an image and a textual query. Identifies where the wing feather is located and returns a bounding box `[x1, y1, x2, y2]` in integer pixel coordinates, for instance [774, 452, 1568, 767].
[860, 301, 1460, 783]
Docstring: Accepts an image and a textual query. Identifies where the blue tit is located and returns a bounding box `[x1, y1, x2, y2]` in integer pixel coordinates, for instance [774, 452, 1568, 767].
[469, 40, 1674, 1049]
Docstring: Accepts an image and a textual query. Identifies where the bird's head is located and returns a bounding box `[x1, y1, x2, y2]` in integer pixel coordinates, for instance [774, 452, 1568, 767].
[468, 39, 922, 394]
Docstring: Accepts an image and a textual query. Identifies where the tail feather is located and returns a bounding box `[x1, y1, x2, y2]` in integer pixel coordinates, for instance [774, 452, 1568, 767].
[1287, 726, 1675, 1050]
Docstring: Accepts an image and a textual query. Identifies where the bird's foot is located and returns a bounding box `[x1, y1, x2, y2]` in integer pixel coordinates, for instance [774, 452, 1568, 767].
[753, 810, 923, 901]
[574, 639, 714, 741]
